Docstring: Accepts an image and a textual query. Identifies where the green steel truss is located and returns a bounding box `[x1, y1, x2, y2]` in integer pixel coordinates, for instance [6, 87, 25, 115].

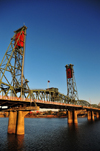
[0, 26, 36, 106]
[0, 26, 26, 97]
[32, 88, 70, 103]
[31, 88, 92, 106]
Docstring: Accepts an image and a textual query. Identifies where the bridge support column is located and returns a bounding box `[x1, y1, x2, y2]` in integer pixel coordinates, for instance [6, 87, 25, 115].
[96, 112, 99, 119]
[68, 110, 78, 124]
[8, 111, 28, 135]
[68, 111, 73, 124]
[87, 111, 91, 120]
[91, 111, 94, 121]
[87, 111, 94, 121]
[8, 111, 17, 134]
[74, 110, 78, 124]
[16, 111, 28, 135]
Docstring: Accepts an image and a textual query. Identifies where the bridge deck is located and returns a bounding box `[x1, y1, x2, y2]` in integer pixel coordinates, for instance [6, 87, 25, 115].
[0, 96, 100, 112]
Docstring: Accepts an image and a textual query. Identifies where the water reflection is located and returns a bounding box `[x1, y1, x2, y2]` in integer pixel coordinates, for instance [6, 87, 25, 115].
[7, 134, 24, 151]
[0, 118, 100, 151]
[68, 123, 78, 131]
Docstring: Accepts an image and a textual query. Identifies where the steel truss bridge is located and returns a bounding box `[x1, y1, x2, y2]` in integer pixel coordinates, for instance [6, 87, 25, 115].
[0, 26, 100, 136]
[0, 25, 99, 111]
[0, 87, 98, 110]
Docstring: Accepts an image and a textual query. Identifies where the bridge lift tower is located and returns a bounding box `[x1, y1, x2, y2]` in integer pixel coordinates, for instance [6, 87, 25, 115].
[0, 26, 35, 105]
[65, 64, 79, 102]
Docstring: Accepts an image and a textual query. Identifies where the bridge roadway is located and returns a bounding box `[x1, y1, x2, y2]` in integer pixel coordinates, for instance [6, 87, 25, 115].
[0, 95, 100, 112]
[0, 95, 100, 135]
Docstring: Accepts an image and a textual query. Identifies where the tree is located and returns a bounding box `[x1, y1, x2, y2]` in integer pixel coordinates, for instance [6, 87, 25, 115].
[98, 102, 100, 106]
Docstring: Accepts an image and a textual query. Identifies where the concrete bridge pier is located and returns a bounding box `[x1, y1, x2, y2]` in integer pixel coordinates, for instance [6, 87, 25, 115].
[87, 111, 94, 121]
[96, 112, 99, 119]
[16, 111, 29, 135]
[91, 111, 94, 121]
[68, 110, 78, 124]
[8, 111, 17, 134]
[8, 111, 28, 135]
[87, 111, 91, 121]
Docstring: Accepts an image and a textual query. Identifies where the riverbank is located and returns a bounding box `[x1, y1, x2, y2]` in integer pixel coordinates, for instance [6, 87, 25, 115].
[0, 111, 87, 118]
[25, 114, 87, 118]
[25, 114, 67, 118]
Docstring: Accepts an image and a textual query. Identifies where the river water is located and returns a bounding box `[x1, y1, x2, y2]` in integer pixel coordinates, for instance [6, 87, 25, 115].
[0, 117, 100, 151]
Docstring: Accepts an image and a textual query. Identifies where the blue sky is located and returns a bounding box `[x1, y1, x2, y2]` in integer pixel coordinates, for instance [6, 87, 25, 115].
[0, 0, 100, 104]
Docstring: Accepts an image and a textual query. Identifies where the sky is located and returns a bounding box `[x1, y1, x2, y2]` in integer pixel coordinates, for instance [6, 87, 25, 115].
[0, 0, 100, 105]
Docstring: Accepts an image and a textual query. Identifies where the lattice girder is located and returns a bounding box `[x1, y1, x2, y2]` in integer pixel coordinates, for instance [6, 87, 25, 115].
[65, 64, 79, 101]
[0, 26, 27, 97]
